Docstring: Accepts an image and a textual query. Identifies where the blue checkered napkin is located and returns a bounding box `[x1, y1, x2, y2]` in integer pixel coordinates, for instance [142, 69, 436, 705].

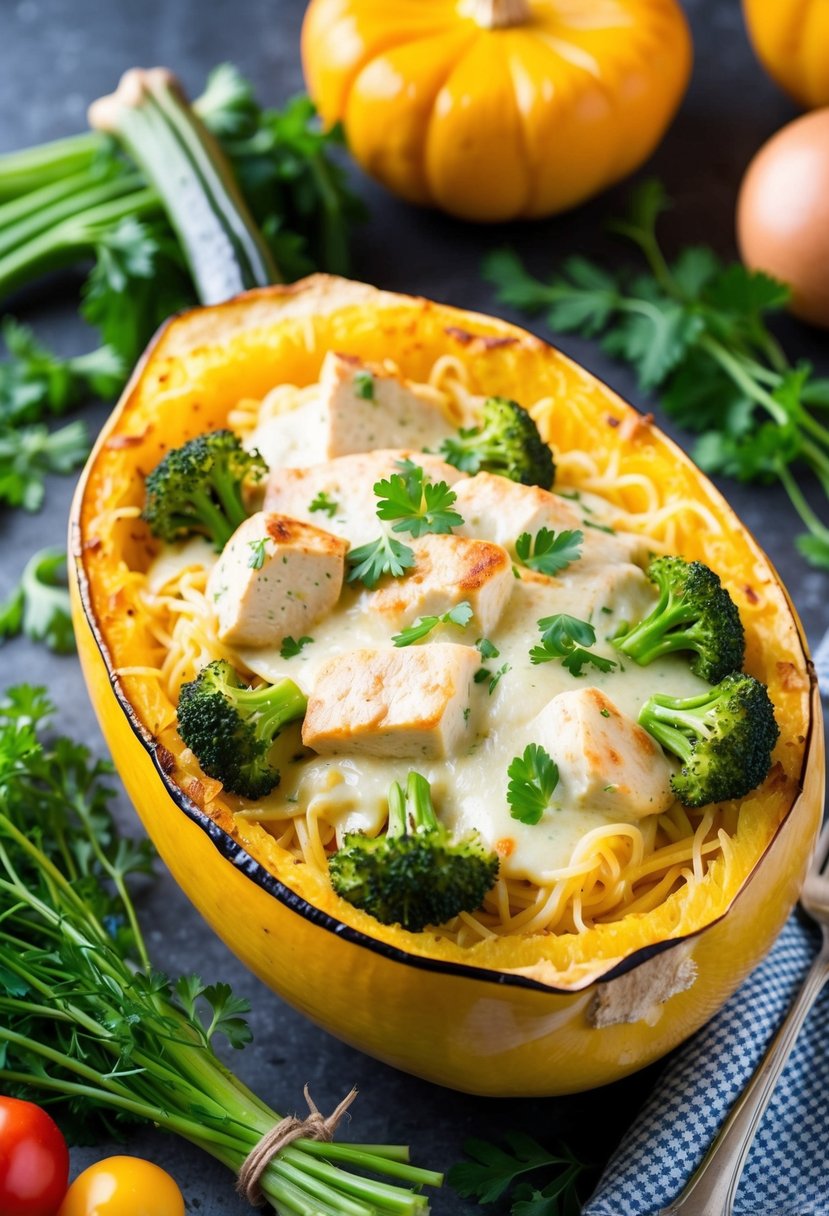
[582, 915, 829, 1216]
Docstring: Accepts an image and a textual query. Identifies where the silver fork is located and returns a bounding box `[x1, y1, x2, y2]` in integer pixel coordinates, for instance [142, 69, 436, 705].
[659, 819, 829, 1216]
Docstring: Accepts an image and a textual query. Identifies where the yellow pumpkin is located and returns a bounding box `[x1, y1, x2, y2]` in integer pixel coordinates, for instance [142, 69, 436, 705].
[743, 0, 829, 110]
[301, 0, 692, 222]
[69, 276, 822, 1097]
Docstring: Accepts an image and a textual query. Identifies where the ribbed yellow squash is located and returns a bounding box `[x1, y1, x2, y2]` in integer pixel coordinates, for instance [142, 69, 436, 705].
[301, 0, 692, 221]
[69, 276, 822, 1096]
[743, 0, 829, 109]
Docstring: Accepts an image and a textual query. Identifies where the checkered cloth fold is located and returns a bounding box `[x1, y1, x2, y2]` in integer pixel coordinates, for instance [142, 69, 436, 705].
[583, 915, 828, 1215]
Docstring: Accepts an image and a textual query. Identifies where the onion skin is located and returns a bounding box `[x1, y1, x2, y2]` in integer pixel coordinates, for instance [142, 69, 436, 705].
[737, 109, 829, 330]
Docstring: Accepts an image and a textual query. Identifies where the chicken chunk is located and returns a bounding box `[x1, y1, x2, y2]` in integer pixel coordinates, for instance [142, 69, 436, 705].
[369, 534, 513, 634]
[264, 449, 467, 548]
[208, 512, 347, 648]
[302, 644, 479, 759]
[251, 352, 453, 469]
[453, 472, 649, 567]
[528, 687, 674, 819]
[453, 473, 583, 549]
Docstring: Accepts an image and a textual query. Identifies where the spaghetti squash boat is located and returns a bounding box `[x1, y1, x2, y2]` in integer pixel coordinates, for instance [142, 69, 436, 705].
[70, 276, 823, 1096]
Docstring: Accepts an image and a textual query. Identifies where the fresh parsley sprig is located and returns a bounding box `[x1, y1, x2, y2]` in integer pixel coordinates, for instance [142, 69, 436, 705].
[309, 490, 339, 518]
[0, 548, 74, 653]
[392, 601, 473, 647]
[449, 1132, 587, 1216]
[515, 527, 582, 576]
[507, 744, 559, 825]
[347, 532, 415, 588]
[375, 461, 463, 537]
[530, 614, 617, 677]
[484, 179, 829, 568]
[279, 635, 313, 658]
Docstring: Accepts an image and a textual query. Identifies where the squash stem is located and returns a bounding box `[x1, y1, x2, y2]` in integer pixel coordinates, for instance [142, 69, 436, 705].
[89, 68, 280, 303]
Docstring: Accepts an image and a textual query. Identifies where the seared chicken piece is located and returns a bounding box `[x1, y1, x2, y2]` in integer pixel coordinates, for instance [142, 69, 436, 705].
[529, 687, 674, 819]
[369, 533, 513, 634]
[302, 644, 479, 759]
[453, 472, 649, 567]
[264, 449, 466, 548]
[208, 512, 347, 648]
[251, 352, 453, 469]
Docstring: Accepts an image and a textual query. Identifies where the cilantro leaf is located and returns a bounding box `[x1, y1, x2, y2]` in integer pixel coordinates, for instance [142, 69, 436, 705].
[507, 744, 559, 825]
[309, 490, 338, 518]
[374, 464, 462, 537]
[530, 614, 617, 677]
[515, 528, 582, 576]
[392, 601, 473, 647]
[346, 534, 415, 589]
[279, 635, 313, 659]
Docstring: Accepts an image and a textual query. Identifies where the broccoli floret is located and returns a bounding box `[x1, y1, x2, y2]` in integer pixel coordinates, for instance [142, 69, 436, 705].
[177, 659, 307, 799]
[638, 673, 778, 808]
[439, 396, 555, 489]
[612, 556, 745, 684]
[143, 429, 267, 550]
[328, 771, 499, 932]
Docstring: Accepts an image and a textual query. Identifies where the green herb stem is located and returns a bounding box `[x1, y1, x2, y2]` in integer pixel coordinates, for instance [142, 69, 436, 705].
[0, 172, 144, 258]
[0, 131, 103, 200]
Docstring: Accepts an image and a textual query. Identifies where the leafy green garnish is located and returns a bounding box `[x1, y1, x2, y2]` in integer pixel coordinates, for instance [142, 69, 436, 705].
[475, 662, 511, 695]
[279, 635, 313, 659]
[484, 179, 829, 568]
[530, 614, 617, 677]
[506, 744, 559, 825]
[515, 528, 582, 576]
[476, 637, 500, 661]
[0, 419, 89, 511]
[309, 490, 339, 518]
[0, 319, 123, 427]
[346, 534, 415, 589]
[374, 463, 463, 537]
[353, 370, 375, 400]
[0, 548, 74, 653]
[247, 537, 268, 569]
[392, 601, 473, 647]
[449, 1133, 587, 1216]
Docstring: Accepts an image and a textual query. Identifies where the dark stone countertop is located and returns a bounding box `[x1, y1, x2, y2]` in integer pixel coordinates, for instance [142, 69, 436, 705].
[0, 0, 825, 1211]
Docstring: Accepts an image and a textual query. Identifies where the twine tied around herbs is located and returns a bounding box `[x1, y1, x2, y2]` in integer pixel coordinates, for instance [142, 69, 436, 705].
[236, 1084, 359, 1206]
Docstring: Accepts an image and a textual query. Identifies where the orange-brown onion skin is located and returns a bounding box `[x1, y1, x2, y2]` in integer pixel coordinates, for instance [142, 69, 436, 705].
[737, 109, 829, 330]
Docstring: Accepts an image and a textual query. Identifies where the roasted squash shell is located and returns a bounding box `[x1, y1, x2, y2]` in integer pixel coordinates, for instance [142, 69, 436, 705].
[70, 276, 823, 1096]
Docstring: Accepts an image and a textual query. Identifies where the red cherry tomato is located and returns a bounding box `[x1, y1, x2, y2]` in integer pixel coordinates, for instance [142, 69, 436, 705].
[57, 1157, 184, 1216]
[0, 1096, 70, 1216]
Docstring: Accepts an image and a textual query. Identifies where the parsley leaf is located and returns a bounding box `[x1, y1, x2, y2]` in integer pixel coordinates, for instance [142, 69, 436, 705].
[0, 319, 123, 427]
[279, 635, 313, 659]
[515, 528, 582, 576]
[353, 370, 374, 400]
[374, 463, 463, 537]
[346, 534, 415, 588]
[309, 490, 338, 518]
[247, 537, 268, 569]
[507, 744, 559, 825]
[530, 614, 617, 677]
[449, 1133, 587, 1215]
[392, 601, 473, 647]
[0, 419, 89, 512]
[476, 637, 500, 661]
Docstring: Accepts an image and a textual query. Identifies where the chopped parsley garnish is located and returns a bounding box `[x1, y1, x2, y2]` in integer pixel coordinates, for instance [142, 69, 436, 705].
[514, 527, 582, 576]
[347, 534, 415, 588]
[530, 613, 618, 677]
[353, 370, 375, 400]
[279, 635, 313, 659]
[476, 637, 500, 661]
[475, 662, 511, 695]
[392, 601, 473, 647]
[309, 490, 339, 518]
[374, 462, 463, 537]
[507, 743, 559, 825]
[247, 537, 268, 569]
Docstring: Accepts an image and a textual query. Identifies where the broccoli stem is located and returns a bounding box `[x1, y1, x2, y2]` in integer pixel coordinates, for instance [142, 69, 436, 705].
[388, 772, 441, 839]
[637, 693, 716, 763]
[233, 678, 309, 745]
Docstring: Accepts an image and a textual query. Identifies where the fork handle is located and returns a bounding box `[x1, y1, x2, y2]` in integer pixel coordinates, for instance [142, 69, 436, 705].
[658, 940, 829, 1216]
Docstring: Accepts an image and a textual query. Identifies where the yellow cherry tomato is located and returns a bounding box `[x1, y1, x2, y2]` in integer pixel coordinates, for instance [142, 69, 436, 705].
[57, 1157, 184, 1216]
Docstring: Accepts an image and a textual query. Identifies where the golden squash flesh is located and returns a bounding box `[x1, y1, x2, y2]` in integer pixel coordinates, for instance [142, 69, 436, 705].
[69, 276, 823, 1096]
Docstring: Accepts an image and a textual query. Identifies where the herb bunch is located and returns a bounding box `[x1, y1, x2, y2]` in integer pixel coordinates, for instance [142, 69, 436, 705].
[0, 687, 442, 1213]
[484, 180, 829, 568]
[449, 1132, 588, 1216]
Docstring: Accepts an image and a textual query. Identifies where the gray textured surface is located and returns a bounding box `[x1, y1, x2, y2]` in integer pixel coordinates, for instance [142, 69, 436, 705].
[1, 0, 826, 1211]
